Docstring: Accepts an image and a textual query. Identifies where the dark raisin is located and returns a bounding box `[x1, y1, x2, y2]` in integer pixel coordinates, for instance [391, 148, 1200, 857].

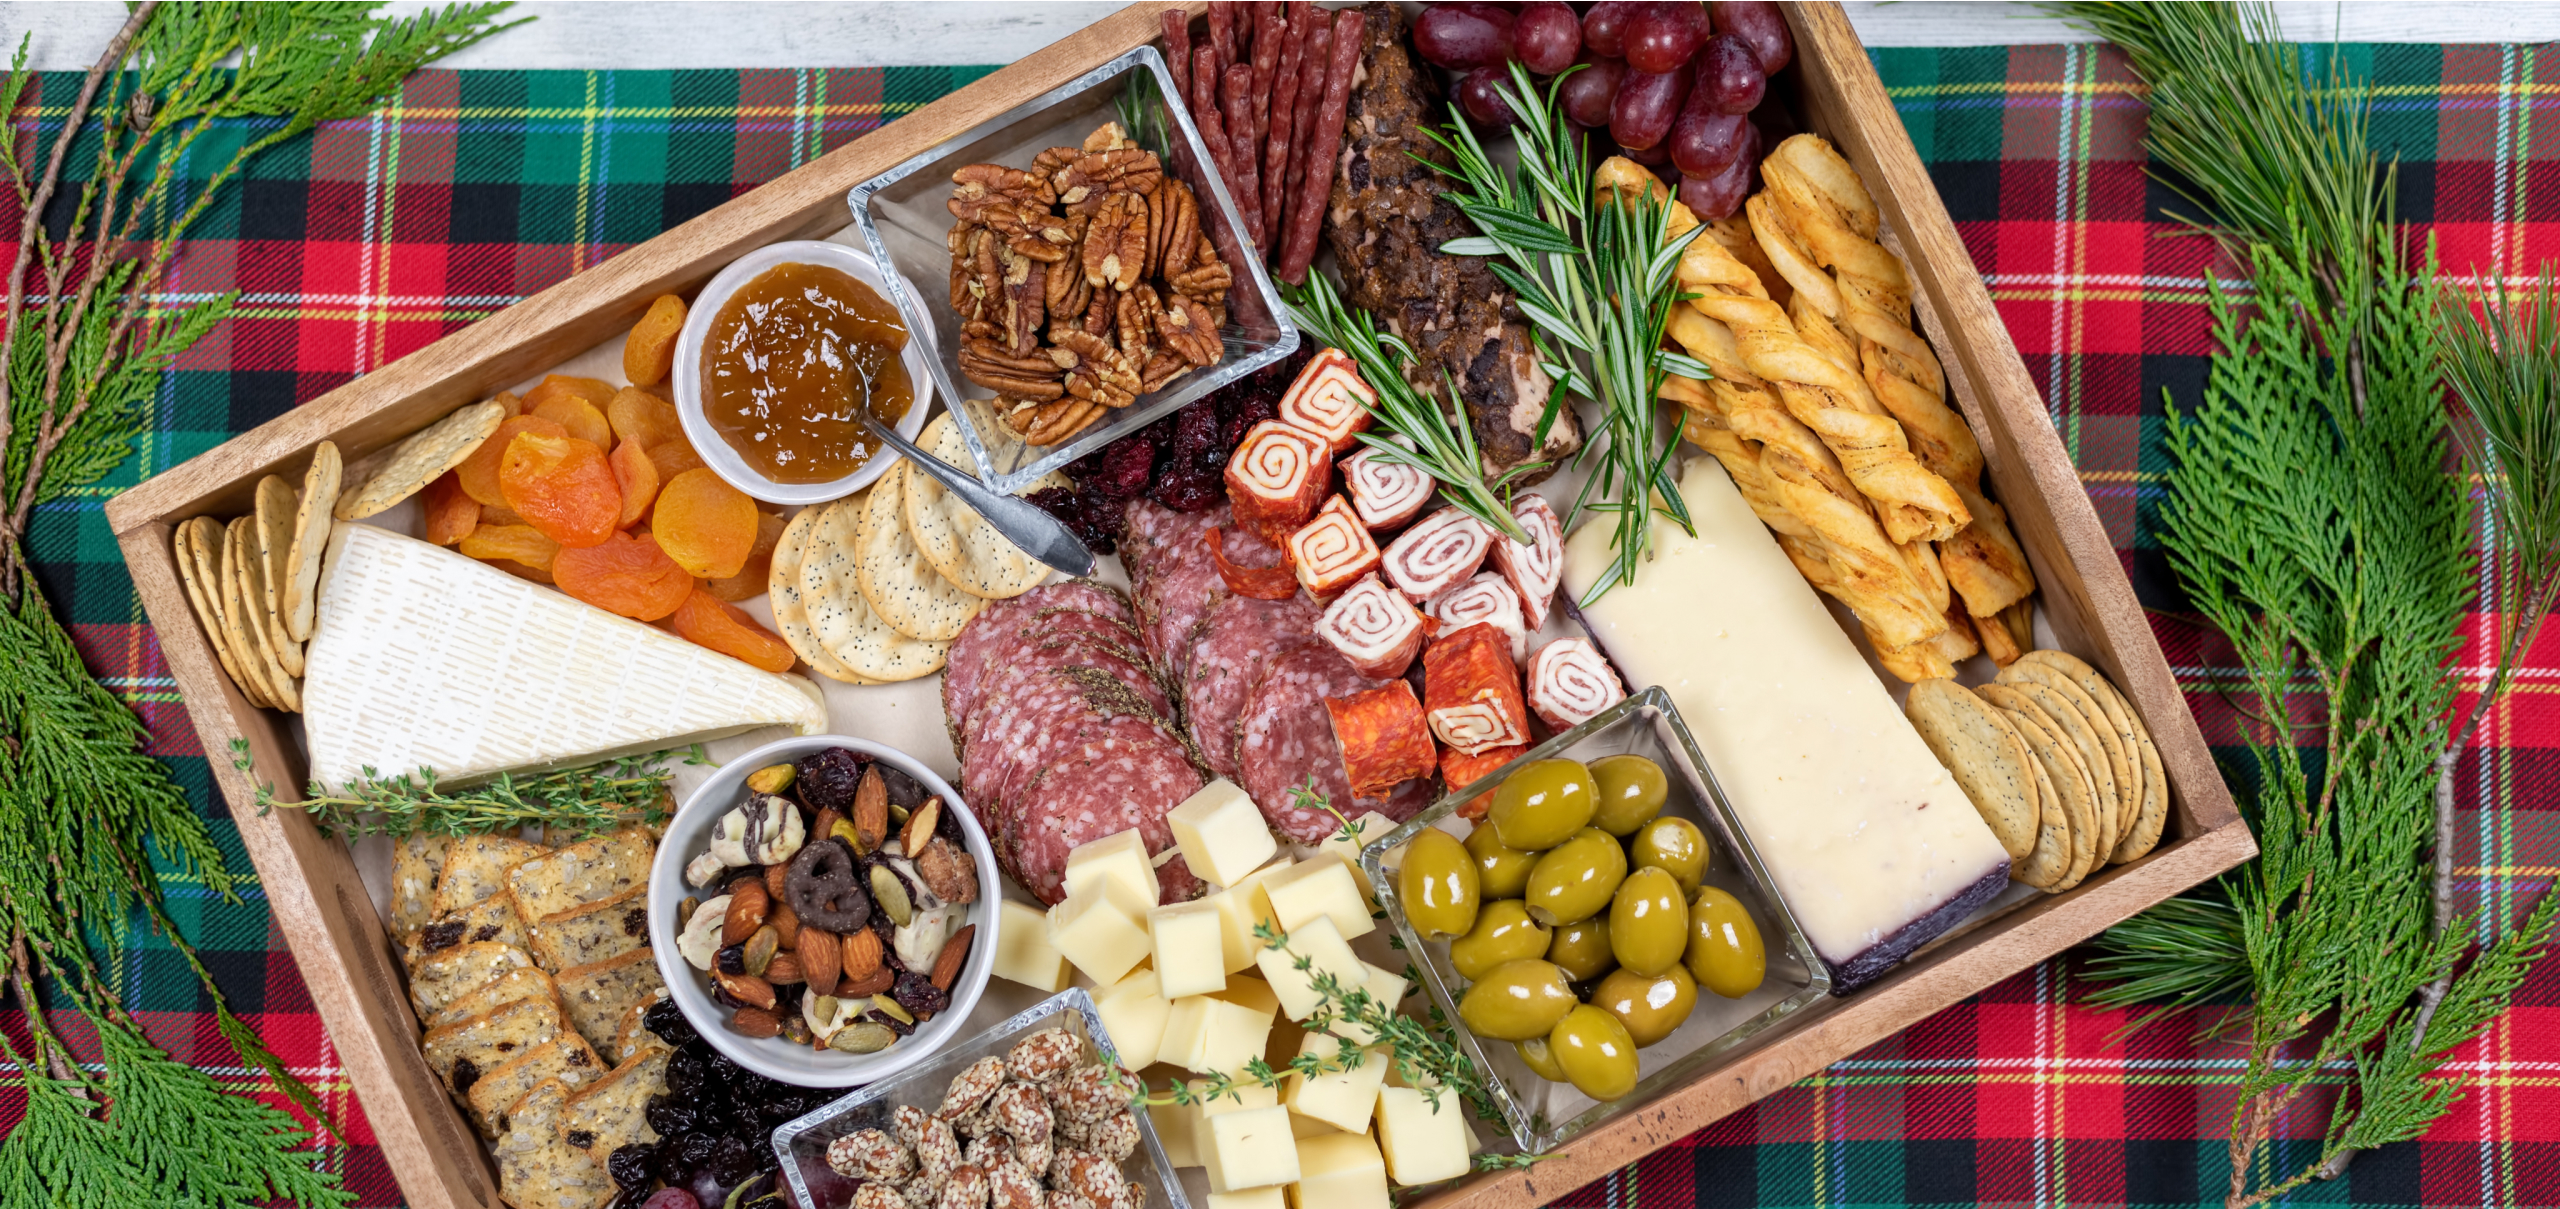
[418, 920, 465, 953]
[1148, 468, 1222, 512]
[607, 1185, 653, 1209]
[877, 765, 926, 810]
[794, 747, 870, 815]
[706, 1135, 762, 1187]
[566, 1129, 597, 1150]
[714, 943, 747, 975]
[646, 1094, 698, 1137]
[471, 924, 502, 943]
[878, 1012, 916, 1038]
[645, 998, 701, 1050]
[664, 1045, 707, 1094]
[623, 907, 649, 937]
[608, 1142, 658, 1187]
[451, 1058, 482, 1096]
[706, 1052, 745, 1092]
[735, 1071, 783, 1104]
[891, 971, 950, 1017]
[1091, 437, 1155, 499]
[663, 1131, 720, 1182]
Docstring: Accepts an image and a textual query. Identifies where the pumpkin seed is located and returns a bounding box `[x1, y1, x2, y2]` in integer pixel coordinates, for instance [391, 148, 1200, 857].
[833, 819, 866, 855]
[871, 993, 914, 1024]
[829, 1021, 897, 1054]
[742, 924, 780, 976]
[871, 865, 914, 927]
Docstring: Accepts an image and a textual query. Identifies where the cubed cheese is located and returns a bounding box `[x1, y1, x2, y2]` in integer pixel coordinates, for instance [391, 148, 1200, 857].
[1164, 1080, 1279, 1169]
[1284, 1034, 1390, 1134]
[1288, 1132, 1390, 1209]
[1261, 855, 1374, 940]
[993, 899, 1071, 991]
[1202, 1105, 1299, 1193]
[1208, 1189, 1289, 1209]
[1210, 857, 1294, 973]
[1210, 974, 1280, 1018]
[1149, 899, 1230, 998]
[1373, 1086, 1474, 1186]
[1160, 995, 1218, 1072]
[1049, 891, 1152, 985]
[1254, 914, 1367, 1021]
[1288, 1111, 1342, 1140]
[1064, 829, 1160, 914]
[1317, 811, 1400, 902]
[1336, 962, 1411, 1045]
[1169, 779, 1280, 887]
[1095, 968, 1173, 1069]
[1196, 997, 1277, 1077]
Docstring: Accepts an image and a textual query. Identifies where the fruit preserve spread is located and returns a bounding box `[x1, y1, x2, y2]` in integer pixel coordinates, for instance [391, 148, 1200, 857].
[701, 261, 913, 483]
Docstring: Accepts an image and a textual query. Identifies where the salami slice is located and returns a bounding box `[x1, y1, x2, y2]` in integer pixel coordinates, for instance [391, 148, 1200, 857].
[946, 604, 1152, 735]
[944, 581, 1138, 727]
[1236, 642, 1420, 843]
[1007, 716, 1208, 904]
[1184, 593, 1321, 782]
[961, 648, 1167, 825]
[1122, 500, 1221, 604]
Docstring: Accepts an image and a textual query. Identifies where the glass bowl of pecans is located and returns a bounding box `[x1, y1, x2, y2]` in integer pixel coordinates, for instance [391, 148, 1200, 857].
[648, 735, 1001, 1087]
[846, 43, 1297, 496]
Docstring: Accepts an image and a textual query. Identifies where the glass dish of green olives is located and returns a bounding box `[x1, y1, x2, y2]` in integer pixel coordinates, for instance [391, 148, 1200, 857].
[1364, 687, 1831, 1154]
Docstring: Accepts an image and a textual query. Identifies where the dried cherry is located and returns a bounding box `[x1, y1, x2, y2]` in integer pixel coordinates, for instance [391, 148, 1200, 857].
[891, 971, 949, 1017]
[653, 469, 760, 579]
[795, 748, 869, 815]
[1090, 439, 1154, 500]
[554, 531, 694, 620]
[608, 1142, 658, 1188]
[499, 432, 623, 549]
[1148, 467, 1220, 512]
[1169, 401, 1223, 473]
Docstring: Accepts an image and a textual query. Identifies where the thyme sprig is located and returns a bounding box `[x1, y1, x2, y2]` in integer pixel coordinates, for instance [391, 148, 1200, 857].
[237, 739, 701, 839]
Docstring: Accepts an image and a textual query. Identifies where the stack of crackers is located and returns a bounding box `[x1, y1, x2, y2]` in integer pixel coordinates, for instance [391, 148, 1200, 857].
[391, 827, 677, 1205]
[172, 441, 345, 713]
[768, 409, 1057, 684]
[1906, 650, 2167, 894]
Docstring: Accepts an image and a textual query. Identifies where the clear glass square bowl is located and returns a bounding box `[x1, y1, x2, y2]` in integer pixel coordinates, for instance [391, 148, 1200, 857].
[772, 988, 1189, 1209]
[1361, 687, 1834, 1154]
[847, 45, 1298, 495]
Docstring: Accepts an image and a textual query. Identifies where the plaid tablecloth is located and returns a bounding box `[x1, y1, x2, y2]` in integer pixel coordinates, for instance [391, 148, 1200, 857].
[11, 41, 2559, 1209]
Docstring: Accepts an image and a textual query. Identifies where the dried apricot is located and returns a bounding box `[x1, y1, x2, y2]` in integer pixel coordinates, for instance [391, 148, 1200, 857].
[457, 414, 569, 506]
[645, 436, 710, 484]
[624, 295, 688, 388]
[461, 523, 561, 573]
[492, 389, 524, 418]
[608, 387, 685, 451]
[609, 439, 661, 529]
[480, 558, 555, 585]
[532, 393, 614, 452]
[651, 468, 758, 578]
[498, 433, 622, 549]
[423, 470, 479, 546]
[481, 501, 529, 527]
[669, 586, 796, 672]
[522, 374, 616, 413]
[554, 530, 695, 620]
[705, 510, 787, 601]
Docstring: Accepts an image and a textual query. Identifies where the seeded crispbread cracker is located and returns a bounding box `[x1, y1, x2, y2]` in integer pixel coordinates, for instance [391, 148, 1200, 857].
[253, 474, 304, 677]
[337, 398, 506, 520]
[606, 1001, 663, 1064]
[224, 515, 299, 711]
[429, 965, 560, 1030]
[390, 832, 450, 943]
[527, 884, 653, 972]
[2001, 660, 2136, 843]
[506, 828, 656, 924]
[411, 892, 528, 969]
[1980, 683, 2098, 892]
[2019, 649, 2170, 864]
[424, 994, 564, 1096]
[902, 411, 1048, 601]
[555, 948, 667, 1054]
[805, 493, 949, 682]
[284, 440, 341, 642]
[2005, 679, 2120, 862]
[771, 503, 882, 685]
[433, 833, 549, 917]
[464, 1030, 604, 1140]
[558, 1047, 671, 1166]
[855, 460, 987, 641]
[493, 1078, 616, 1209]
[1904, 678, 2039, 861]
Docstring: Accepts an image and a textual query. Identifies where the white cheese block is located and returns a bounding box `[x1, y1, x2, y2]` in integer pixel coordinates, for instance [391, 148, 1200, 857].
[303, 523, 826, 789]
[1064, 829, 1160, 914]
[993, 899, 1073, 991]
[1196, 997, 1276, 1076]
[1150, 899, 1230, 998]
[1260, 856, 1374, 941]
[1168, 779, 1280, 887]
[1283, 1034, 1389, 1134]
[1374, 1086, 1473, 1186]
[1203, 1105, 1299, 1193]
[1167, 1081, 1281, 1171]
[1288, 1132, 1389, 1209]
[1208, 974, 1279, 1018]
[1563, 458, 2012, 987]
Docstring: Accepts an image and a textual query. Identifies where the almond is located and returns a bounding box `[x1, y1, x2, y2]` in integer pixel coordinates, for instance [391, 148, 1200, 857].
[853, 768, 889, 853]
[901, 796, 942, 857]
[722, 879, 770, 945]
[764, 952, 805, 985]
[931, 923, 976, 992]
[812, 807, 845, 845]
[839, 963, 895, 997]
[801, 927, 841, 997]
[730, 1006, 784, 1039]
[840, 926, 886, 981]
[770, 900, 802, 950]
[763, 861, 790, 900]
[715, 970, 777, 1011]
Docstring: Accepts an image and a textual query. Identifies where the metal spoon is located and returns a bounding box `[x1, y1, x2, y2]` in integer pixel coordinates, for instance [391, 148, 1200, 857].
[859, 410, 1095, 577]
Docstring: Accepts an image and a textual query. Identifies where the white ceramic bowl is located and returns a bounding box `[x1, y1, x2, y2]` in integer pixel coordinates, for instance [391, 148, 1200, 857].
[648, 735, 999, 1087]
[671, 239, 938, 505]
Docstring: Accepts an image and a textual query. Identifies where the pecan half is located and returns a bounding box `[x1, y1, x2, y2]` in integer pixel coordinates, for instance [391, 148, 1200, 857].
[1056, 329, 1142, 409]
[1081, 192, 1146, 292]
[1156, 292, 1223, 367]
[1032, 145, 1081, 181]
[1046, 249, 1092, 321]
[1021, 398, 1101, 446]
[980, 200, 1075, 265]
[1057, 148, 1162, 216]
[1168, 245, 1232, 300]
[1143, 180, 1173, 282]
[1160, 182, 1200, 280]
[1081, 122, 1133, 155]
[960, 340, 1066, 400]
[1140, 350, 1191, 394]
[952, 162, 1055, 213]
[994, 395, 1047, 434]
[1116, 286, 1157, 367]
[953, 228, 1000, 323]
[1081, 283, 1115, 338]
[996, 246, 1046, 357]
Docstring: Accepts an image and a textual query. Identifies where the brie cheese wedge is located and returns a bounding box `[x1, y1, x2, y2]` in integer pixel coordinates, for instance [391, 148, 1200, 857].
[303, 523, 827, 789]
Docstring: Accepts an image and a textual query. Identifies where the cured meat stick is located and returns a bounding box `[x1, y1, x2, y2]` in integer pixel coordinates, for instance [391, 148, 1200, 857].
[1259, 8, 1303, 253]
[1278, 8, 1362, 284]
[1281, 19, 1331, 264]
[1207, 2, 1239, 80]
[1249, 5, 1287, 152]
[1162, 8, 1193, 103]
[1221, 63, 1266, 246]
[1191, 45, 1245, 221]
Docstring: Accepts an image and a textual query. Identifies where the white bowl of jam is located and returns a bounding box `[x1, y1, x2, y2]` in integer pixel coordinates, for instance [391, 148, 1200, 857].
[673, 239, 938, 505]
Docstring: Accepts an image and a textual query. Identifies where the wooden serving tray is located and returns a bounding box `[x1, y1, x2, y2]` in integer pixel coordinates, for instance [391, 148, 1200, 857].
[105, 5, 2254, 1208]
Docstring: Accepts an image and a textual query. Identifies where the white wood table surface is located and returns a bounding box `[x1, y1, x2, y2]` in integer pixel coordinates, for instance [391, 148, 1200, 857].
[6, 1, 2558, 70]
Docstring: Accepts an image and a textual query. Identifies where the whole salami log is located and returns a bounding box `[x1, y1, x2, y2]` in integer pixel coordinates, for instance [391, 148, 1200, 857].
[1429, 572, 1527, 663]
[1315, 573, 1431, 679]
[1276, 8, 1363, 284]
[1185, 593, 1321, 781]
[1276, 348, 1377, 453]
[1224, 420, 1332, 544]
[1525, 637, 1628, 732]
[1342, 441, 1435, 531]
[1208, 523, 1298, 600]
[1261, 15, 1306, 258]
[1444, 741, 1528, 820]
[1287, 496, 1381, 601]
[1491, 492, 1565, 629]
[1220, 64, 1266, 244]
[1326, 681, 1439, 798]
[1381, 506, 1494, 600]
[1422, 621, 1532, 757]
[1163, 8, 1194, 104]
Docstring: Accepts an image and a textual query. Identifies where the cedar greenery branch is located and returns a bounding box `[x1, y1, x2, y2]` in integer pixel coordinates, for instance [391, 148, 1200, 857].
[2050, 4, 2560, 1204]
[0, 3, 522, 1206]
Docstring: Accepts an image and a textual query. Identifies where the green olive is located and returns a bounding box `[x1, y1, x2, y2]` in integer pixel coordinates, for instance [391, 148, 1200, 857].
[1547, 1004, 1640, 1100]
[1686, 886, 1767, 999]
[1457, 958, 1578, 1041]
[1608, 866, 1690, 976]
[1629, 816, 1710, 894]
[1516, 1035, 1569, 1083]
[1523, 827, 1627, 927]
[1464, 823, 1538, 901]
[1489, 758, 1598, 850]
[1397, 828, 1481, 941]
[1589, 754, 1669, 836]
[1592, 966, 1697, 1047]
[1448, 899, 1551, 982]
[1545, 917, 1617, 982]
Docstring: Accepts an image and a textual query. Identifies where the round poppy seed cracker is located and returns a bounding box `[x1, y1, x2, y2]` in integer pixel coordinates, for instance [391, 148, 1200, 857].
[173, 518, 261, 707]
[336, 398, 505, 520]
[2019, 649, 2169, 864]
[2013, 735, 2070, 889]
[902, 411, 1047, 601]
[854, 459, 986, 642]
[2001, 659, 2136, 847]
[2007, 678, 2121, 862]
[283, 440, 341, 642]
[253, 474, 304, 678]
[769, 504, 879, 685]
[1979, 682, 2094, 891]
[224, 516, 298, 712]
[1904, 677, 2039, 861]
[804, 494, 947, 682]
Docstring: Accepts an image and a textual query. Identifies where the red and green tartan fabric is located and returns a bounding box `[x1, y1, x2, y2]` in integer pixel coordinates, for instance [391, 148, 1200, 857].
[6, 42, 2558, 1209]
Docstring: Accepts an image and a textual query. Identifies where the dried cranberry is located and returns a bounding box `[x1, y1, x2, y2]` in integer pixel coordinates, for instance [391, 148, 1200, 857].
[608, 1142, 658, 1188]
[794, 747, 869, 815]
[1080, 492, 1129, 543]
[1149, 468, 1223, 512]
[1090, 438, 1156, 499]
[1028, 486, 1082, 528]
[1171, 402, 1224, 473]
[892, 970, 951, 1017]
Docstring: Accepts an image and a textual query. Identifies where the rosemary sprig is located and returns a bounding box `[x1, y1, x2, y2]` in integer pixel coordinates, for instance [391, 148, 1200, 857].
[1283, 272, 1534, 544]
[1115, 64, 1171, 161]
[238, 738, 699, 839]
[1424, 62, 1707, 605]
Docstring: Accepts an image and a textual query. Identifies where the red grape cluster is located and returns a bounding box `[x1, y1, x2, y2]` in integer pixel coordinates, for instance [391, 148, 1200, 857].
[1412, 1, 1795, 220]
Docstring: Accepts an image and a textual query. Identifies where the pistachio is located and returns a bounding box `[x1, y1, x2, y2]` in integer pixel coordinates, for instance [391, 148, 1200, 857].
[901, 797, 942, 859]
[745, 762, 797, 795]
[832, 818, 866, 855]
[871, 993, 915, 1025]
[743, 924, 780, 976]
[678, 894, 732, 971]
[871, 864, 915, 928]
[779, 1012, 813, 1046]
[830, 1021, 898, 1055]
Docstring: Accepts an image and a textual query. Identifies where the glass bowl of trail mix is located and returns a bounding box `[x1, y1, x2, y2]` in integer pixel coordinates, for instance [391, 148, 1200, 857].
[650, 735, 999, 1087]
